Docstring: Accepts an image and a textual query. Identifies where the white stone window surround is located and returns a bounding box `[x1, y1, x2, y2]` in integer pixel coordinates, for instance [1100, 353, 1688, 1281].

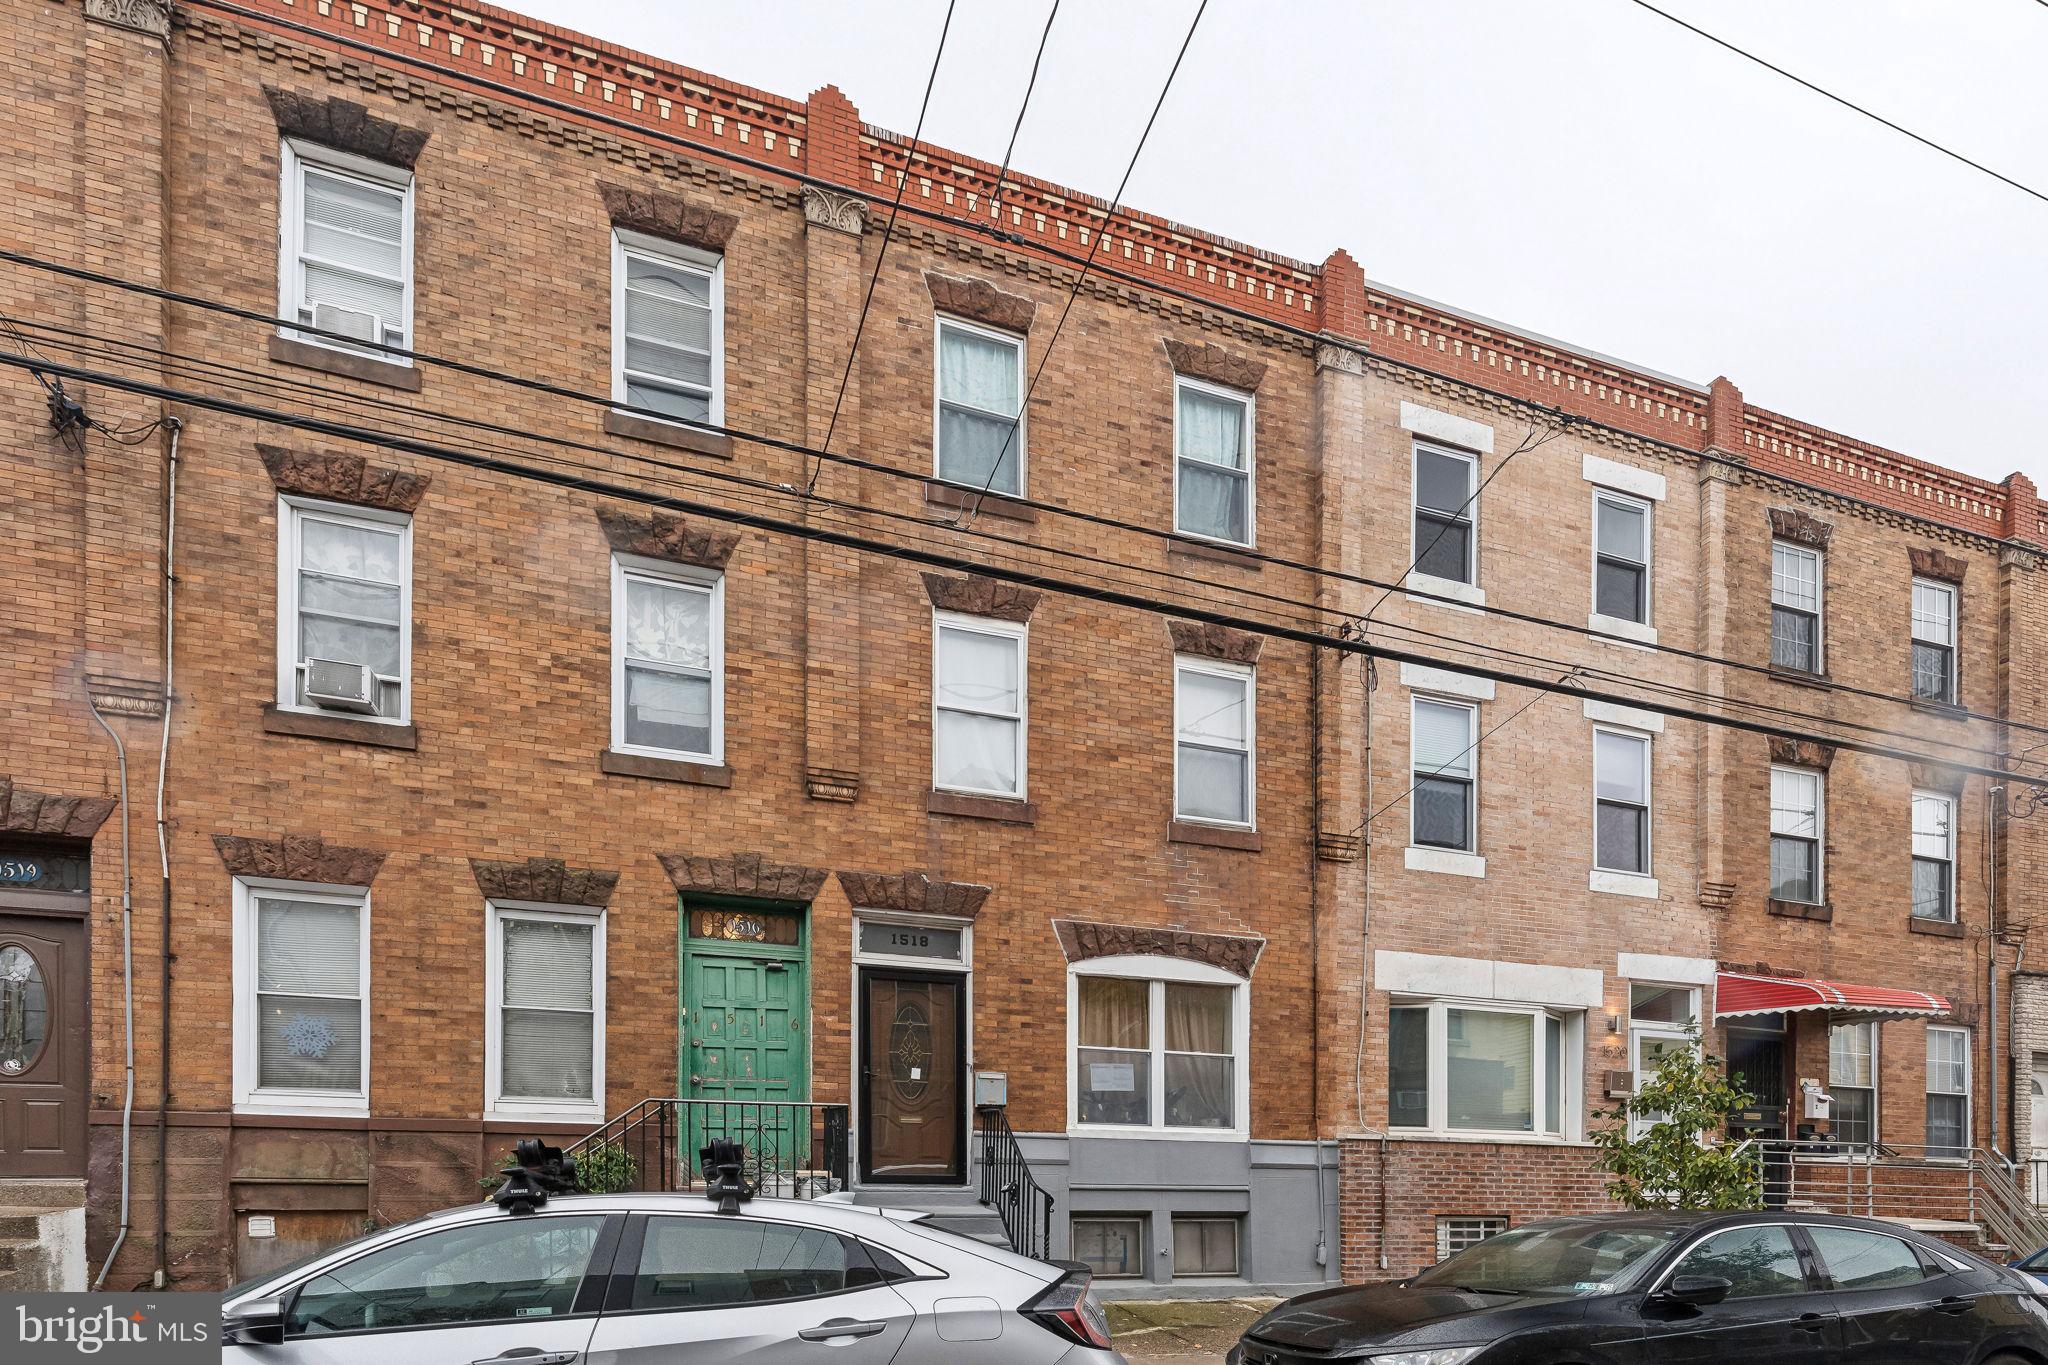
[231, 876, 372, 1118]
[1066, 954, 1251, 1142]
[1585, 462, 1662, 647]
[1588, 702, 1661, 899]
[1375, 951, 1604, 1010]
[1386, 999, 1586, 1142]
[1402, 403, 1491, 612]
[483, 899, 607, 1125]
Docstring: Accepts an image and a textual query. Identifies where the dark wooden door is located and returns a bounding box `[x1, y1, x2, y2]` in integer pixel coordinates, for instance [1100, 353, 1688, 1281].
[0, 912, 88, 1177]
[859, 971, 964, 1184]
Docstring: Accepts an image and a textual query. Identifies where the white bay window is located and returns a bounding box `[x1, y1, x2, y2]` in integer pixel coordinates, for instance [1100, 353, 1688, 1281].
[1071, 958, 1248, 1136]
[1388, 1000, 1579, 1138]
[933, 613, 1026, 798]
[233, 879, 370, 1115]
[486, 903, 605, 1121]
[611, 556, 723, 762]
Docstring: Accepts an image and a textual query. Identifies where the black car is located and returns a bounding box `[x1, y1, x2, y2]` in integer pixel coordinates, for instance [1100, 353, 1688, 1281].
[1229, 1211, 2048, 1365]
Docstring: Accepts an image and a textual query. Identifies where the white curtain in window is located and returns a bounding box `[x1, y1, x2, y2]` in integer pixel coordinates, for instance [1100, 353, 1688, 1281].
[1927, 1030, 1967, 1095]
[298, 517, 402, 677]
[1177, 669, 1249, 823]
[937, 326, 1022, 493]
[1772, 544, 1819, 611]
[935, 626, 1020, 794]
[1771, 768, 1820, 837]
[1445, 1009, 1533, 1131]
[1595, 731, 1647, 803]
[256, 897, 362, 1092]
[1912, 794, 1952, 859]
[501, 918, 595, 1102]
[1911, 582, 1955, 645]
[623, 577, 710, 668]
[1177, 388, 1248, 542]
[1830, 1023, 1875, 1087]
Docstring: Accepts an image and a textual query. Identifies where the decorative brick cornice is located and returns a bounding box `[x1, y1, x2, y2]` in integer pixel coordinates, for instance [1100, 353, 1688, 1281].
[1769, 736, 1836, 770]
[0, 777, 117, 839]
[596, 507, 740, 569]
[920, 572, 1039, 623]
[1167, 619, 1262, 665]
[835, 870, 991, 919]
[1053, 918, 1265, 980]
[800, 185, 866, 236]
[658, 852, 828, 903]
[925, 271, 1036, 334]
[262, 86, 430, 169]
[1768, 507, 1833, 551]
[1909, 763, 1967, 796]
[1908, 547, 1968, 584]
[213, 833, 386, 886]
[1163, 339, 1267, 393]
[259, 444, 430, 513]
[469, 857, 618, 907]
[598, 181, 738, 253]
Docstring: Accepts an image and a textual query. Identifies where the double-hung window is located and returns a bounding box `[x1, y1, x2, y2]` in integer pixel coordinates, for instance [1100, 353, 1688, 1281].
[1829, 1021, 1877, 1147]
[1175, 659, 1254, 827]
[1412, 443, 1478, 584]
[612, 231, 722, 424]
[1411, 698, 1477, 852]
[1387, 1001, 1577, 1137]
[233, 879, 370, 1115]
[1593, 728, 1652, 875]
[279, 140, 413, 356]
[611, 557, 723, 763]
[486, 902, 604, 1121]
[934, 316, 1025, 496]
[1174, 378, 1254, 546]
[1771, 542, 1823, 672]
[933, 613, 1026, 799]
[1769, 765, 1824, 903]
[1926, 1027, 1970, 1159]
[1593, 491, 1651, 625]
[1911, 579, 1957, 704]
[1911, 791, 1957, 923]
[279, 498, 411, 721]
[1072, 963, 1246, 1133]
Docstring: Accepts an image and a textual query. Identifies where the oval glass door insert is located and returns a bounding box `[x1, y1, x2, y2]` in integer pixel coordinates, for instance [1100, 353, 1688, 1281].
[0, 944, 49, 1075]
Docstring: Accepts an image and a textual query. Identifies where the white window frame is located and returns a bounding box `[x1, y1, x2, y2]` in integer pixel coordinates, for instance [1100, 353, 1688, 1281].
[1410, 695, 1478, 855]
[1770, 540, 1825, 673]
[1437, 1216, 1508, 1260]
[1067, 955, 1251, 1141]
[1410, 439, 1480, 589]
[932, 313, 1027, 493]
[484, 900, 606, 1124]
[1627, 983, 1700, 1139]
[1386, 998, 1582, 1141]
[1769, 764, 1826, 905]
[1590, 488, 1654, 631]
[931, 609, 1028, 800]
[1173, 656, 1256, 829]
[277, 139, 415, 361]
[1591, 725, 1654, 878]
[1171, 374, 1256, 548]
[851, 912, 973, 973]
[610, 228, 725, 427]
[1910, 577, 1958, 704]
[1829, 1019, 1878, 1144]
[1910, 790, 1958, 923]
[609, 554, 725, 764]
[1926, 1025, 1971, 1159]
[231, 876, 371, 1117]
[275, 495, 414, 725]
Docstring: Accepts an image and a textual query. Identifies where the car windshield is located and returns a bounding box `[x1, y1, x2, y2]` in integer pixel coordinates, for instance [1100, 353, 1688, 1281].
[1411, 1222, 1682, 1296]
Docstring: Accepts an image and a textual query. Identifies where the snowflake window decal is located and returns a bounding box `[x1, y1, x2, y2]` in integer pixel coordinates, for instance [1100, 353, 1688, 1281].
[282, 1013, 339, 1060]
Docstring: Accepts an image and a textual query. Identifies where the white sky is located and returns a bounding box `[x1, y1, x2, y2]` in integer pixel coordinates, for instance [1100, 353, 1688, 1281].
[516, 0, 2045, 485]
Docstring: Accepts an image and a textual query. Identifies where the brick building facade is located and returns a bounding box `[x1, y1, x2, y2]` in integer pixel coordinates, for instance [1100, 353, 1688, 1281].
[1, 0, 2043, 1293]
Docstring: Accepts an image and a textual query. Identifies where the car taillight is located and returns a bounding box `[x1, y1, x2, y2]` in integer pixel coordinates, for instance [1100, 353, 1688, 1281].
[1023, 1266, 1113, 1349]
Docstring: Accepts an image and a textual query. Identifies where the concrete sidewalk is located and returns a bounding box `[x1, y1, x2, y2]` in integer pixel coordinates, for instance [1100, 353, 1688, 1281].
[1107, 1298, 1277, 1365]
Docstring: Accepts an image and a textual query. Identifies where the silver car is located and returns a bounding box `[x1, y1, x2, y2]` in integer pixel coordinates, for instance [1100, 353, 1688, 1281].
[220, 1190, 1123, 1364]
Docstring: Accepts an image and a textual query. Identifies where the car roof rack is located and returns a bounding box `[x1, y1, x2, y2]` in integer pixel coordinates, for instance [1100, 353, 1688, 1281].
[494, 1138, 579, 1216]
[700, 1138, 755, 1216]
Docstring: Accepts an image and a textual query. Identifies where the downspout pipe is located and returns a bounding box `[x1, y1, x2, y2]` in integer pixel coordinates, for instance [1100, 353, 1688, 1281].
[152, 417, 181, 1289]
[86, 690, 135, 1291]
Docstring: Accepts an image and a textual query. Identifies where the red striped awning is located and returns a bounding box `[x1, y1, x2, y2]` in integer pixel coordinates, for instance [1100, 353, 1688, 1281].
[1715, 972, 1951, 1021]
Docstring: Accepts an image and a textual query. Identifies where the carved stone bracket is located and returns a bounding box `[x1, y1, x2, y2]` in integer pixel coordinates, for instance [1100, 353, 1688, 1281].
[259, 444, 430, 513]
[1314, 340, 1366, 375]
[1699, 882, 1737, 911]
[921, 572, 1039, 623]
[263, 87, 430, 169]
[85, 0, 170, 39]
[0, 777, 117, 839]
[599, 182, 739, 253]
[470, 857, 618, 907]
[213, 834, 387, 886]
[1909, 762, 1966, 795]
[835, 870, 991, 919]
[924, 271, 1036, 334]
[658, 852, 828, 903]
[1167, 619, 1263, 665]
[596, 507, 740, 570]
[1163, 339, 1268, 392]
[800, 185, 868, 236]
[1768, 507, 1833, 551]
[1769, 736, 1836, 770]
[806, 769, 861, 804]
[1053, 918, 1265, 979]
[1908, 547, 1968, 584]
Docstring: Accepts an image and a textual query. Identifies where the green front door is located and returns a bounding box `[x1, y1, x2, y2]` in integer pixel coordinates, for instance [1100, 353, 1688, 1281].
[681, 907, 809, 1180]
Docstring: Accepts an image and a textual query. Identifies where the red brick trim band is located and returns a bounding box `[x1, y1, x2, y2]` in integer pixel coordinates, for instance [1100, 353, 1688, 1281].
[597, 181, 739, 253]
[213, 833, 388, 886]
[925, 271, 1036, 334]
[657, 852, 828, 903]
[262, 86, 431, 169]
[595, 507, 741, 569]
[1769, 736, 1836, 770]
[258, 443, 431, 513]
[1909, 547, 1968, 583]
[1053, 918, 1265, 979]
[469, 857, 619, 907]
[920, 572, 1040, 622]
[0, 777, 117, 838]
[835, 870, 991, 919]
[1768, 506, 1834, 551]
[1163, 338, 1267, 392]
[1167, 619, 1262, 664]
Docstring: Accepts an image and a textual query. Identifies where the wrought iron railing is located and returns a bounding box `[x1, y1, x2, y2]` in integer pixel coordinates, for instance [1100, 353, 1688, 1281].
[567, 1099, 848, 1198]
[976, 1105, 1054, 1260]
[1754, 1138, 2048, 1256]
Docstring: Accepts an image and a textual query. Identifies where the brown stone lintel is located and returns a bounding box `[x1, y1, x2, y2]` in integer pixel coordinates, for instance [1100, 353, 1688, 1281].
[469, 856, 619, 908]
[927, 790, 1038, 825]
[1767, 898, 1833, 923]
[1163, 338, 1268, 392]
[1167, 537, 1264, 572]
[835, 869, 992, 919]
[264, 86, 431, 168]
[595, 506, 741, 570]
[1909, 917, 1966, 938]
[0, 776, 118, 839]
[604, 408, 734, 459]
[921, 572, 1040, 623]
[1768, 736, 1836, 770]
[1168, 819, 1263, 852]
[1054, 918, 1265, 979]
[261, 704, 419, 751]
[1909, 546, 1969, 583]
[599, 748, 733, 788]
[926, 271, 1036, 334]
[1167, 618, 1264, 666]
[269, 334, 423, 392]
[258, 443, 430, 514]
[807, 769, 860, 803]
[1768, 506, 1833, 551]
[922, 479, 1039, 524]
[213, 830, 387, 886]
[1909, 762, 1967, 795]
[659, 852, 828, 903]
[597, 181, 739, 253]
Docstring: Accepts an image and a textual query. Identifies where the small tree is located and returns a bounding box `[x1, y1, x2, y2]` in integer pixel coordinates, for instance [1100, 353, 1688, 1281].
[1591, 1029, 1763, 1211]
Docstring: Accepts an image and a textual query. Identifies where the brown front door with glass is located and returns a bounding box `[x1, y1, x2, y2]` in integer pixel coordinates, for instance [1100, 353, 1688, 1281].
[859, 970, 964, 1184]
[0, 911, 89, 1177]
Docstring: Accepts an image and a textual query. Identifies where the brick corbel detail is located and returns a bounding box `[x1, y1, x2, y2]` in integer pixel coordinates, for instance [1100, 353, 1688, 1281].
[924, 271, 1035, 334]
[920, 572, 1039, 622]
[596, 507, 740, 570]
[263, 86, 430, 169]
[1167, 619, 1262, 665]
[598, 181, 739, 253]
[1053, 918, 1265, 980]
[835, 870, 991, 919]
[1908, 547, 1968, 584]
[658, 853, 828, 903]
[1163, 339, 1267, 393]
[0, 777, 117, 838]
[213, 834, 386, 886]
[1769, 736, 1836, 770]
[1909, 763, 1966, 795]
[259, 444, 430, 513]
[469, 857, 618, 908]
[1768, 507, 1833, 551]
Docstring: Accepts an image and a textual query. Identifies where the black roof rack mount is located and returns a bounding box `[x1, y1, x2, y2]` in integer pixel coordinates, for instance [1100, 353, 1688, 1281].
[494, 1138, 579, 1215]
[700, 1138, 756, 1216]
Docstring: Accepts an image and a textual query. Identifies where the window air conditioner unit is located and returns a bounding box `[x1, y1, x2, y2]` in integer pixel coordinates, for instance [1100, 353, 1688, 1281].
[311, 301, 380, 345]
[304, 658, 377, 713]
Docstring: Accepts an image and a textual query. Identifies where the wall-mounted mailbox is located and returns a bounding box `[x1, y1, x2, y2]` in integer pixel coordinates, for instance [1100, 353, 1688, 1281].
[974, 1072, 1008, 1108]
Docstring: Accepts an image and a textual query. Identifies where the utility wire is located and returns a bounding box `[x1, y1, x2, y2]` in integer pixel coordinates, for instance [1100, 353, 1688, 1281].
[983, 0, 1063, 225]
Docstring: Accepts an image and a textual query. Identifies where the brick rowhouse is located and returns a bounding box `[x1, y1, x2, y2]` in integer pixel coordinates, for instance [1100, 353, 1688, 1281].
[0, 0, 2042, 1293]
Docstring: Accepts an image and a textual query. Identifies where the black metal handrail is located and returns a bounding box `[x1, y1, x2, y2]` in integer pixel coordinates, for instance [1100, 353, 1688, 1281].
[977, 1105, 1054, 1260]
[566, 1099, 848, 1198]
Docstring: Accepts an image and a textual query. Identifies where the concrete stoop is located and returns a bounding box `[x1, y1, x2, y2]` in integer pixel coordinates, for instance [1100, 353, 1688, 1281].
[852, 1187, 1012, 1247]
[0, 1180, 88, 1292]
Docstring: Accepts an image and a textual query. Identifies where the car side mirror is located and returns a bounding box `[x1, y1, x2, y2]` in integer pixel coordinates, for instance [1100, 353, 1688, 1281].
[222, 1296, 287, 1346]
[1660, 1275, 1732, 1308]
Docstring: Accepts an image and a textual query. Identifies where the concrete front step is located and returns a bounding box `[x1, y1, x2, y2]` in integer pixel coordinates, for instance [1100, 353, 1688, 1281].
[0, 1186, 87, 1291]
